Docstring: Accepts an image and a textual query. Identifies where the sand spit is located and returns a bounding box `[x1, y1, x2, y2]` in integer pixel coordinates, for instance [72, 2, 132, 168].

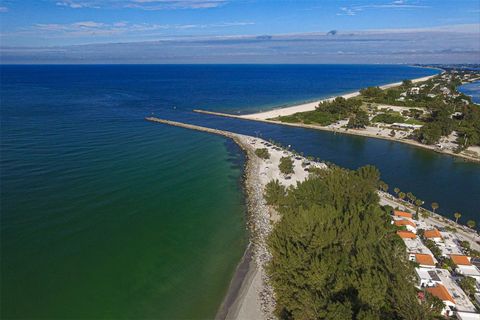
[239, 74, 437, 120]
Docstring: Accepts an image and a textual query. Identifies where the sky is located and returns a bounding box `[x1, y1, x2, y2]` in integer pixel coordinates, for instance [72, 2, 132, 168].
[0, 0, 479, 63]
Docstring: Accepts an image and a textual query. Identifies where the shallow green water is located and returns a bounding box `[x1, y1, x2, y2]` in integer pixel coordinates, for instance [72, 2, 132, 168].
[1, 64, 451, 319]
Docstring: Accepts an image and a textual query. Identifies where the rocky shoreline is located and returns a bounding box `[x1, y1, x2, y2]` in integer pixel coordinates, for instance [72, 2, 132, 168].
[145, 117, 277, 320]
[218, 135, 276, 320]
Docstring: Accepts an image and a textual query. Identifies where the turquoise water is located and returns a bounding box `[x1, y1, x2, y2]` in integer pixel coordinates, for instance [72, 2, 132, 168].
[4, 64, 476, 319]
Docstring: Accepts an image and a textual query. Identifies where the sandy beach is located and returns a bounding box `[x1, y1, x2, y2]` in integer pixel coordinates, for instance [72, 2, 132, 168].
[146, 117, 480, 320]
[240, 74, 437, 120]
[193, 72, 480, 163]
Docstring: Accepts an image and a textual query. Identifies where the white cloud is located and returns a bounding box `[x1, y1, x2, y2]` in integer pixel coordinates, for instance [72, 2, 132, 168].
[0, 6, 8, 12]
[337, 0, 429, 16]
[54, 0, 227, 10]
[27, 20, 254, 39]
[56, 1, 99, 8]
[337, 7, 360, 16]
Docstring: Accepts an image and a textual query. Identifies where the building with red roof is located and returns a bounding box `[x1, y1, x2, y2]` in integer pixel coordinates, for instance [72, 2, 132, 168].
[397, 231, 416, 239]
[394, 210, 413, 219]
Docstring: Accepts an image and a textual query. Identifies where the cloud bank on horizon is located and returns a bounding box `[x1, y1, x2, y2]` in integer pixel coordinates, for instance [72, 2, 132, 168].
[0, 0, 479, 63]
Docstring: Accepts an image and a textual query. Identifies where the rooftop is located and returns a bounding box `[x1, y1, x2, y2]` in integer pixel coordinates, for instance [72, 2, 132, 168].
[415, 253, 435, 266]
[424, 229, 442, 239]
[456, 312, 480, 320]
[394, 219, 416, 228]
[437, 232, 464, 257]
[451, 255, 472, 266]
[435, 268, 477, 312]
[403, 237, 433, 255]
[394, 210, 413, 219]
[416, 267, 441, 282]
[397, 231, 416, 239]
[426, 284, 454, 304]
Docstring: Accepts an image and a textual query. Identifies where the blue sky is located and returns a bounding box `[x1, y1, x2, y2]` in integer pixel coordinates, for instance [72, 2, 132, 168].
[0, 0, 479, 46]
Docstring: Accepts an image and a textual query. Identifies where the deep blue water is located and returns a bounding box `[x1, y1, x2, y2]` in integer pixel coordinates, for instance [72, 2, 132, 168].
[459, 81, 480, 103]
[2, 64, 479, 319]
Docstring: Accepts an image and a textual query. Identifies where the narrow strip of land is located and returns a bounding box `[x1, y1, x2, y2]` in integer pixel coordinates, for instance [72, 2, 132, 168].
[193, 109, 480, 163]
[193, 70, 480, 163]
[147, 117, 480, 320]
[240, 74, 437, 120]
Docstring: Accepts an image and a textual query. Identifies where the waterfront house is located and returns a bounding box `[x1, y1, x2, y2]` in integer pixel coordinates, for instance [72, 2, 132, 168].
[394, 219, 417, 233]
[415, 268, 442, 288]
[394, 210, 413, 219]
[397, 231, 416, 239]
[424, 229, 443, 243]
[413, 253, 436, 268]
[426, 284, 455, 317]
[409, 87, 420, 95]
[451, 255, 480, 282]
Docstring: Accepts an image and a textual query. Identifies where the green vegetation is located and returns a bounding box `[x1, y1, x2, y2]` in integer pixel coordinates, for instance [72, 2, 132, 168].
[275, 70, 480, 155]
[372, 112, 405, 124]
[266, 165, 440, 319]
[279, 156, 294, 175]
[424, 239, 442, 260]
[264, 180, 286, 208]
[255, 148, 271, 159]
[440, 257, 456, 271]
[459, 277, 477, 300]
[467, 220, 476, 229]
[459, 241, 480, 258]
[360, 71, 480, 149]
[276, 70, 480, 152]
[346, 110, 369, 129]
[277, 97, 363, 126]
[454, 212, 461, 223]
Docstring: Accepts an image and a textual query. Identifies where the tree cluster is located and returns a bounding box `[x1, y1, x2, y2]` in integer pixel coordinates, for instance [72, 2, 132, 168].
[266, 165, 440, 319]
[277, 97, 363, 126]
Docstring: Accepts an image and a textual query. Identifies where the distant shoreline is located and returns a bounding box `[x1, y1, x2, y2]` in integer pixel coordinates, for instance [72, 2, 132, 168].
[194, 71, 480, 163]
[239, 73, 439, 120]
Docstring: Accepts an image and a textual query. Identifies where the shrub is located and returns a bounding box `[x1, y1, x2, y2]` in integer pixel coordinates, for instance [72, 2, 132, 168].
[372, 112, 405, 124]
[279, 157, 294, 175]
[255, 148, 270, 159]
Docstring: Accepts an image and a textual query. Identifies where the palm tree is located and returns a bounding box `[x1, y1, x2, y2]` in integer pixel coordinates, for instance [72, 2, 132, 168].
[394, 187, 400, 196]
[454, 212, 461, 224]
[431, 202, 439, 213]
[379, 181, 389, 192]
[399, 192, 406, 201]
[467, 220, 476, 229]
[415, 199, 423, 218]
[407, 192, 416, 204]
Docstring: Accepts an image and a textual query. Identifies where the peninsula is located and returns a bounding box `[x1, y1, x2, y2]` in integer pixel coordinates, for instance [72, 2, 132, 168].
[147, 117, 480, 320]
[195, 67, 480, 162]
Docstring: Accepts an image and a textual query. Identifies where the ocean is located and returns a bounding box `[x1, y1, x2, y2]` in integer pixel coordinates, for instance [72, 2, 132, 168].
[1, 64, 478, 319]
[459, 81, 480, 104]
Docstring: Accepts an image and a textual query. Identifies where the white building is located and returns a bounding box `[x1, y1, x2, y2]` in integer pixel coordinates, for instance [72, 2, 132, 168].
[457, 312, 480, 320]
[410, 253, 436, 269]
[415, 267, 442, 288]
[451, 255, 480, 282]
[393, 218, 417, 233]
